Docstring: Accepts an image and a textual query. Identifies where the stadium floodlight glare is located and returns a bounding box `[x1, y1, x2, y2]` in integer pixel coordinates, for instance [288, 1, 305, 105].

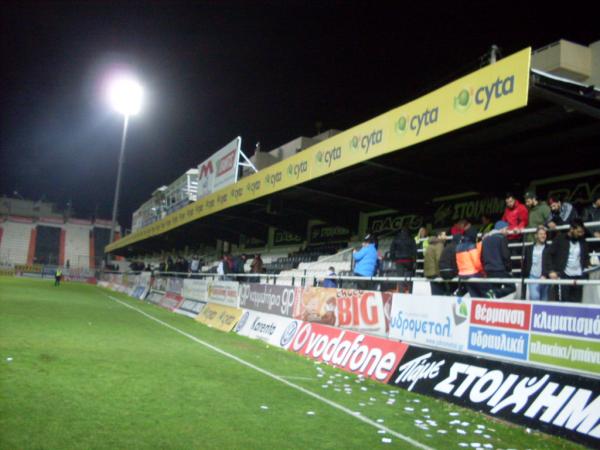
[106, 73, 144, 253]
[107, 75, 143, 116]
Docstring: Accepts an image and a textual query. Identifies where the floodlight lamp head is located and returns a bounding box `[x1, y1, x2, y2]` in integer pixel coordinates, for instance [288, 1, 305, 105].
[107, 75, 143, 116]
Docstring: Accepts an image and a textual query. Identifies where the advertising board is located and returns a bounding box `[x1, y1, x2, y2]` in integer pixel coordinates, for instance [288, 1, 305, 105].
[195, 303, 243, 332]
[158, 292, 184, 311]
[238, 283, 297, 318]
[174, 298, 207, 318]
[287, 322, 408, 383]
[208, 281, 240, 308]
[235, 310, 300, 348]
[389, 294, 470, 352]
[387, 346, 600, 447]
[182, 278, 209, 302]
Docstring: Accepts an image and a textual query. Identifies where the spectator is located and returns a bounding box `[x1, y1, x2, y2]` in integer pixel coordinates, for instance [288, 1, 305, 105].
[481, 221, 515, 299]
[456, 227, 486, 298]
[415, 227, 429, 255]
[548, 219, 590, 302]
[524, 192, 551, 237]
[250, 254, 264, 273]
[439, 233, 460, 294]
[546, 196, 578, 229]
[322, 266, 338, 288]
[423, 230, 446, 295]
[479, 215, 494, 236]
[389, 228, 417, 276]
[190, 256, 200, 273]
[523, 226, 551, 301]
[502, 192, 528, 241]
[450, 219, 470, 236]
[583, 193, 600, 239]
[353, 234, 378, 289]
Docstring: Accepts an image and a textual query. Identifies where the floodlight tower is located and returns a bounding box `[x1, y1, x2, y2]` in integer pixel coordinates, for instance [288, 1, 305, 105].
[106, 75, 143, 247]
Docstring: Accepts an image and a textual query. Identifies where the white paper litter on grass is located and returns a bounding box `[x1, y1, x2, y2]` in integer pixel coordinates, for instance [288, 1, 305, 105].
[378, 430, 386, 434]
[483, 434, 491, 439]
[483, 445, 493, 449]
[426, 420, 437, 426]
[403, 406, 413, 411]
[421, 408, 429, 412]
[260, 405, 269, 410]
[361, 386, 368, 391]
[321, 384, 328, 388]
[449, 412, 460, 416]
[474, 430, 483, 434]
[359, 402, 366, 407]
[6, 357, 13, 362]
[412, 398, 420, 402]
[457, 429, 467, 435]
[414, 420, 423, 424]
[461, 422, 470, 427]
[437, 430, 447, 434]
[377, 419, 384, 423]
[459, 443, 469, 448]
[369, 397, 377, 401]
[306, 411, 315, 416]
[449, 420, 461, 425]
[477, 425, 485, 429]
[381, 438, 392, 444]
[470, 443, 481, 448]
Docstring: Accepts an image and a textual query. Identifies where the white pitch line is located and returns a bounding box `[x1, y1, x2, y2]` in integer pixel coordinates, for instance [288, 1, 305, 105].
[107, 295, 433, 450]
[278, 375, 315, 381]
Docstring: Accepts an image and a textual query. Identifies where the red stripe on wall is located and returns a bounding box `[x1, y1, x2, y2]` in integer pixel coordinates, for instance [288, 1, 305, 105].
[0, 227, 3, 249]
[27, 228, 37, 265]
[59, 229, 66, 266]
[89, 231, 95, 269]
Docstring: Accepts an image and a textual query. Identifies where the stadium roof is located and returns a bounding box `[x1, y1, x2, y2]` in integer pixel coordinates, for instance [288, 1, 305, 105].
[107, 49, 600, 257]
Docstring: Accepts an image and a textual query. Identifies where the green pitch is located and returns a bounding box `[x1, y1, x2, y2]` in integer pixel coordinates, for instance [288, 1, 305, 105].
[0, 277, 583, 449]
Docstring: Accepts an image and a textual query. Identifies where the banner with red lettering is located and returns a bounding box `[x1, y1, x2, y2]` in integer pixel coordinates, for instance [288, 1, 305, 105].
[288, 322, 408, 383]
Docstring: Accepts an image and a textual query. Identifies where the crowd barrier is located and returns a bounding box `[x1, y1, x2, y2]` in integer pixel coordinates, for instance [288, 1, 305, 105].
[98, 272, 600, 447]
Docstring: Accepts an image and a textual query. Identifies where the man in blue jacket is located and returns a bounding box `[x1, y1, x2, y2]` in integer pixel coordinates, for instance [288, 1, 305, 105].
[353, 234, 378, 289]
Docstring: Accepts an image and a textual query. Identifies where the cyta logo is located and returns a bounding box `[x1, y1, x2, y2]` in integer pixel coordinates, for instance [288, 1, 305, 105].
[395, 108, 439, 137]
[264, 172, 282, 186]
[453, 87, 474, 112]
[349, 129, 383, 153]
[287, 161, 308, 179]
[316, 146, 342, 168]
[455, 75, 515, 112]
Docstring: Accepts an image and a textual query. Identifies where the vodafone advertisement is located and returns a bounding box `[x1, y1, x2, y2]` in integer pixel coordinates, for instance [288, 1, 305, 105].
[287, 322, 408, 383]
[293, 288, 390, 337]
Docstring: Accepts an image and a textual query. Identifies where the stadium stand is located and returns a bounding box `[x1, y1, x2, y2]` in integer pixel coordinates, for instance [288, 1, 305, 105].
[0, 218, 35, 265]
[64, 222, 91, 269]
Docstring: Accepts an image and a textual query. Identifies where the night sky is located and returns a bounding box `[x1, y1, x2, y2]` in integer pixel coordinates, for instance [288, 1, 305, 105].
[1, 1, 597, 229]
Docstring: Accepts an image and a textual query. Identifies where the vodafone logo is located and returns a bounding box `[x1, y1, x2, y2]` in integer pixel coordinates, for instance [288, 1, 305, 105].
[289, 323, 406, 382]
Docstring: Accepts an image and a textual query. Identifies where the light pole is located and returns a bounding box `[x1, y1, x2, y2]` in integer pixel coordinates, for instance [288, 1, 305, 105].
[107, 75, 143, 247]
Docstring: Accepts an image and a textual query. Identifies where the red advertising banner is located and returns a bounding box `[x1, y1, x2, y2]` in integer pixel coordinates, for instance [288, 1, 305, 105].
[288, 322, 408, 383]
[159, 292, 184, 311]
[470, 299, 531, 331]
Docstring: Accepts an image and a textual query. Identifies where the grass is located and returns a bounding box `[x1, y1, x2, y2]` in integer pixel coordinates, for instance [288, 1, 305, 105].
[0, 277, 587, 449]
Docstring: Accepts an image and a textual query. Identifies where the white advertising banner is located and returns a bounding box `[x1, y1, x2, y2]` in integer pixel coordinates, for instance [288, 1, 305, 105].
[197, 137, 241, 198]
[235, 309, 301, 349]
[174, 298, 207, 318]
[208, 281, 240, 308]
[389, 294, 470, 352]
[182, 278, 209, 302]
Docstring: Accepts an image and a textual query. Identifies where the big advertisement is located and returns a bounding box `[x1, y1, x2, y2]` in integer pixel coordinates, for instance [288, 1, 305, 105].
[158, 292, 184, 311]
[166, 277, 184, 295]
[387, 346, 600, 447]
[197, 137, 241, 199]
[287, 322, 408, 383]
[235, 309, 300, 348]
[238, 283, 297, 318]
[195, 303, 243, 332]
[109, 48, 530, 252]
[208, 281, 239, 308]
[389, 294, 470, 352]
[293, 288, 390, 337]
[529, 303, 600, 376]
[182, 278, 209, 302]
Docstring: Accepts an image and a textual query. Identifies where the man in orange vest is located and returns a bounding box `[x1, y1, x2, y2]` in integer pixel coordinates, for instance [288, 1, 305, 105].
[455, 227, 486, 298]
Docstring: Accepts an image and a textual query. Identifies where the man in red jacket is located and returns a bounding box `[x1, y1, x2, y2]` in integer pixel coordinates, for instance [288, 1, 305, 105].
[502, 193, 529, 241]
